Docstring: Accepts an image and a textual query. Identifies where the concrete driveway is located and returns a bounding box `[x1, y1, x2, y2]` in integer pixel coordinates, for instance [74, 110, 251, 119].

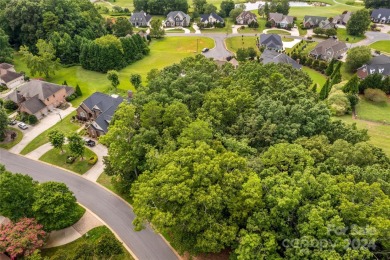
[83, 143, 108, 182]
[9, 106, 76, 154]
[202, 34, 233, 60]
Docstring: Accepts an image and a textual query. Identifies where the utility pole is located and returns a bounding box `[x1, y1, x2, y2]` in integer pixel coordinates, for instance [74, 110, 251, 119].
[197, 38, 199, 53]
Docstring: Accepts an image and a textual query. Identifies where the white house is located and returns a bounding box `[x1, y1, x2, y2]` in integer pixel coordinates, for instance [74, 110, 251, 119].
[0, 63, 24, 89]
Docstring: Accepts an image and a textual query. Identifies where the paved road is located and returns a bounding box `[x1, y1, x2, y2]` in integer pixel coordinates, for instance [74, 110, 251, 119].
[350, 31, 390, 48]
[0, 150, 178, 260]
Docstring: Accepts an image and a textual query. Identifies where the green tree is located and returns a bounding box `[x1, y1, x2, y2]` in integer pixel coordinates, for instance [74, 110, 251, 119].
[68, 132, 85, 159]
[345, 46, 371, 72]
[229, 8, 243, 21]
[220, 0, 235, 18]
[0, 107, 8, 140]
[94, 234, 123, 257]
[20, 39, 60, 78]
[319, 78, 330, 100]
[346, 9, 370, 36]
[325, 59, 336, 76]
[203, 3, 217, 13]
[0, 168, 37, 221]
[48, 130, 65, 153]
[343, 74, 359, 94]
[0, 29, 13, 63]
[130, 74, 142, 89]
[32, 182, 79, 231]
[112, 17, 133, 37]
[75, 84, 82, 96]
[193, 0, 207, 13]
[149, 19, 165, 38]
[364, 0, 390, 8]
[107, 70, 120, 91]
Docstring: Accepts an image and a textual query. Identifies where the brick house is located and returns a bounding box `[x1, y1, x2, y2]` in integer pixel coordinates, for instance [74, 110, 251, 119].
[0, 63, 24, 89]
[236, 11, 257, 25]
[357, 55, 390, 79]
[268, 13, 294, 28]
[77, 92, 124, 138]
[309, 38, 348, 61]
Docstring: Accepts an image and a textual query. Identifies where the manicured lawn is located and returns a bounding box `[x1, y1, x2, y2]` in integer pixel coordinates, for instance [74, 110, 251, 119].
[20, 112, 80, 155]
[340, 62, 354, 81]
[282, 37, 294, 42]
[237, 18, 267, 34]
[370, 40, 390, 53]
[290, 4, 362, 20]
[356, 97, 390, 123]
[165, 29, 185, 33]
[0, 128, 23, 150]
[266, 29, 291, 35]
[298, 26, 308, 36]
[40, 145, 97, 174]
[302, 66, 327, 87]
[337, 28, 365, 43]
[338, 116, 390, 157]
[42, 226, 134, 260]
[225, 36, 259, 54]
[13, 37, 215, 106]
[201, 19, 233, 33]
[97, 173, 133, 204]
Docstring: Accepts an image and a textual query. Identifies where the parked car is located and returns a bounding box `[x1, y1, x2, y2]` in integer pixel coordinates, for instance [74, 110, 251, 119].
[83, 138, 96, 147]
[202, 48, 209, 53]
[18, 122, 28, 130]
[8, 119, 17, 125]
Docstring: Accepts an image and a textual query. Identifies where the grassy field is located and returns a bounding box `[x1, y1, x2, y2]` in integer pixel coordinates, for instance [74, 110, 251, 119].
[356, 97, 390, 124]
[302, 66, 327, 87]
[40, 145, 97, 174]
[13, 37, 215, 106]
[165, 29, 185, 33]
[338, 116, 390, 157]
[290, 3, 362, 20]
[42, 226, 134, 260]
[370, 40, 390, 53]
[0, 128, 23, 150]
[337, 28, 365, 43]
[237, 18, 267, 34]
[20, 112, 80, 155]
[266, 29, 291, 35]
[202, 19, 233, 33]
[225, 36, 259, 53]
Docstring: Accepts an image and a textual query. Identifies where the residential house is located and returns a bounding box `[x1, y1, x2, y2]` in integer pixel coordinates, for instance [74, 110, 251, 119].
[268, 13, 294, 28]
[5, 80, 74, 119]
[318, 19, 336, 29]
[357, 55, 390, 79]
[371, 8, 390, 23]
[333, 11, 352, 25]
[309, 38, 348, 61]
[164, 11, 190, 27]
[236, 11, 257, 25]
[200, 12, 224, 26]
[260, 49, 302, 69]
[0, 63, 24, 89]
[259, 34, 283, 51]
[130, 11, 152, 27]
[77, 92, 124, 137]
[303, 15, 328, 28]
[229, 57, 239, 69]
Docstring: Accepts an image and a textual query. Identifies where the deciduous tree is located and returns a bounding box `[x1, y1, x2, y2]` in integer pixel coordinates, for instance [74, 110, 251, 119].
[149, 19, 165, 38]
[112, 17, 133, 37]
[107, 70, 120, 91]
[346, 9, 370, 36]
[0, 29, 13, 63]
[67, 133, 85, 160]
[48, 130, 65, 153]
[345, 46, 371, 72]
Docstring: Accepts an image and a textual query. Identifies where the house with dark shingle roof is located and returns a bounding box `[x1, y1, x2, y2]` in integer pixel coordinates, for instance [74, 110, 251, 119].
[303, 15, 328, 28]
[5, 80, 74, 119]
[260, 49, 302, 69]
[236, 11, 257, 25]
[77, 92, 124, 137]
[200, 13, 224, 26]
[164, 11, 190, 27]
[333, 11, 352, 25]
[260, 34, 283, 51]
[371, 8, 390, 23]
[357, 55, 390, 79]
[0, 63, 24, 89]
[130, 11, 152, 27]
[268, 13, 294, 28]
[309, 38, 348, 61]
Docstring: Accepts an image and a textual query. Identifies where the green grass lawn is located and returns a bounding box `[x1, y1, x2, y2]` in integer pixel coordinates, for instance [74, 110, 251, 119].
[282, 37, 294, 42]
[266, 29, 291, 35]
[165, 29, 185, 33]
[237, 18, 267, 34]
[298, 26, 308, 36]
[201, 19, 233, 34]
[356, 97, 390, 124]
[340, 62, 354, 81]
[40, 145, 97, 174]
[13, 37, 215, 106]
[0, 128, 23, 150]
[225, 36, 259, 54]
[97, 173, 133, 204]
[302, 66, 327, 87]
[370, 40, 390, 53]
[337, 28, 365, 43]
[290, 4, 363, 21]
[20, 112, 80, 155]
[42, 226, 134, 260]
[338, 116, 390, 157]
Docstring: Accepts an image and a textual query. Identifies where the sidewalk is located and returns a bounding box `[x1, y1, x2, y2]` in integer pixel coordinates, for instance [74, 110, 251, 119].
[44, 210, 103, 248]
[83, 143, 108, 182]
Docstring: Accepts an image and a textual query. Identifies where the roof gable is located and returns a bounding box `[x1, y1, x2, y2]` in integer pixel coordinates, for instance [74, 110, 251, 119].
[260, 49, 302, 69]
[16, 80, 66, 100]
[260, 34, 283, 48]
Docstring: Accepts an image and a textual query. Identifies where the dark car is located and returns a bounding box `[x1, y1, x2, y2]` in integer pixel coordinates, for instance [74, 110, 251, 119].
[202, 48, 209, 53]
[84, 138, 96, 147]
[8, 119, 17, 125]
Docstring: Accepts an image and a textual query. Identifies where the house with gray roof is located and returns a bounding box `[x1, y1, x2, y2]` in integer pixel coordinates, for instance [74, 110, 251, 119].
[200, 12, 224, 26]
[371, 8, 390, 23]
[318, 19, 336, 29]
[77, 92, 124, 137]
[309, 38, 348, 61]
[333, 11, 352, 25]
[303, 16, 328, 28]
[5, 80, 74, 119]
[268, 13, 294, 28]
[164, 11, 190, 27]
[357, 55, 390, 79]
[259, 34, 283, 51]
[260, 49, 302, 70]
[236, 11, 257, 25]
[130, 11, 152, 27]
[0, 63, 24, 89]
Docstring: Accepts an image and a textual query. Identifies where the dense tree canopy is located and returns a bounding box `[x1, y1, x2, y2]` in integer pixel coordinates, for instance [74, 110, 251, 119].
[345, 46, 371, 72]
[133, 0, 188, 15]
[364, 0, 390, 8]
[0, 28, 12, 63]
[346, 9, 371, 36]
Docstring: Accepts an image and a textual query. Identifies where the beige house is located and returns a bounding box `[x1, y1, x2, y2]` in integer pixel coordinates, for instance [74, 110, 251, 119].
[236, 11, 257, 25]
[0, 63, 24, 89]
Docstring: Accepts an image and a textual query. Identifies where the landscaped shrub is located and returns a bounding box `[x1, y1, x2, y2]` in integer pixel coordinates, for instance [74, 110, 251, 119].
[364, 88, 387, 103]
[28, 115, 38, 125]
[72, 242, 95, 260]
[88, 156, 98, 165]
[248, 21, 259, 28]
[0, 84, 8, 92]
[94, 234, 123, 257]
[66, 156, 76, 164]
[3, 100, 18, 110]
[66, 94, 77, 102]
[327, 90, 351, 116]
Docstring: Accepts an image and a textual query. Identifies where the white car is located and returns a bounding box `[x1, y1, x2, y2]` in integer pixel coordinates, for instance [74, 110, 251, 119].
[18, 122, 28, 130]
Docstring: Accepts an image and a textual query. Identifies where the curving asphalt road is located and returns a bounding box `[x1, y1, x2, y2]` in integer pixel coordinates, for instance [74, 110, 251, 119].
[0, 150, 178, 260]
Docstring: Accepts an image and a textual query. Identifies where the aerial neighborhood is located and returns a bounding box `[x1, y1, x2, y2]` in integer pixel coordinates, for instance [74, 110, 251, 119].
[0, 0, 390, 260]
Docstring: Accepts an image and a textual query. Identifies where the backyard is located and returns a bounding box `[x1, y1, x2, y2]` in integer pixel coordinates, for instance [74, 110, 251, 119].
[355, 97, 390, 124]
[337, 28, 365, 43]
[289, 3, 363, 20]
[302, 66, 327, 87]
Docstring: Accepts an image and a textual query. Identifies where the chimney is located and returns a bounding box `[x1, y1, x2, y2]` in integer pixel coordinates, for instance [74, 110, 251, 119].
[296, 58, 300, 64]
[127, 90, 133, 99]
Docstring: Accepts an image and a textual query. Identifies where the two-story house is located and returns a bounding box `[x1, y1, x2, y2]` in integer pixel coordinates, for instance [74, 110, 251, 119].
[130, 11, 152, 27]
[268, 13, 294, 28]
[0, 63, 24, 89]
[164, 11, 190, 27]
[302, 15, 328, 28]
[371, 8, 390, 23]
[259, 34, 283, 51]
[357, 55, 390, 79]
[309, 38, 348, 61]
[200, 12, 224, 26]
[236, 11, 257, 25]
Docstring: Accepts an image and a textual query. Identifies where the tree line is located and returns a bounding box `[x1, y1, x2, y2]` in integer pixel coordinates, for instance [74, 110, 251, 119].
[133, 0, 189, 15]
[101, 55, 390, 258]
